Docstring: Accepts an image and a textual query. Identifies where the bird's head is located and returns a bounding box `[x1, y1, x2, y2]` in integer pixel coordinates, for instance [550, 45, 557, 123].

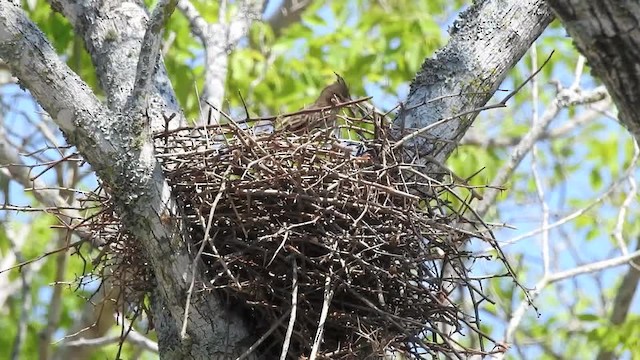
[315, 73, 351, 106]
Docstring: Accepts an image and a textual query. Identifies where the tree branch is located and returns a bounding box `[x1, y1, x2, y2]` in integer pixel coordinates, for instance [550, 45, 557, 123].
[129, 0, 178, 112]
[0, 3, 251, 358]
[545, 0, 640, 143]
[60, 330, 159, 354]
[497, 247, 640, 359]
[461, 87, 610, 147]
[0, 130, 94, 242]
[595, 244, 640, 360]
[178, 0, 264, 125]
[47, 0, 186, 131]
[394, 0, 554, 169]
[475, 85, 608, 217]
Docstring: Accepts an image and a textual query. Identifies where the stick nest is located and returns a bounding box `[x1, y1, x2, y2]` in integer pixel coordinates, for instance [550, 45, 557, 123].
[89, 101, 513, 359]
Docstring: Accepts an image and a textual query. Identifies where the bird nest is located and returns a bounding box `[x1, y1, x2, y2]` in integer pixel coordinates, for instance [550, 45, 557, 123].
[86, 100, 516, 359]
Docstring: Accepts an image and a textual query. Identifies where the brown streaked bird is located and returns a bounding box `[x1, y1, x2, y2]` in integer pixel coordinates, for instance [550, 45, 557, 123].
[276, 73, 351, 134]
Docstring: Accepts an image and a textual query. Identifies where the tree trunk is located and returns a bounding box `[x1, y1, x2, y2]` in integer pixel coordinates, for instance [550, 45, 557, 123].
[0, 0, 554, 357]
[0, 3, 253, 358]
[545, 1, 640, 143]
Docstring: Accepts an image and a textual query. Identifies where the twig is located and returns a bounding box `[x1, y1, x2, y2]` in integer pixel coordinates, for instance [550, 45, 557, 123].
[129, 0, 178, 111]
[235, 310, 291, 360]
[613, 139, 639, 259]
[529, 44, 551, 276]
[180, 227, 209, 339]
[309, 270, 335, 360]
[279, 257, 299, 360]
[0, 240, 84, 275]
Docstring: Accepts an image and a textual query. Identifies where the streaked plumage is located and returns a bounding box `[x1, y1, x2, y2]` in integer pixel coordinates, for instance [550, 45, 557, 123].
[277, 74, 351, 134]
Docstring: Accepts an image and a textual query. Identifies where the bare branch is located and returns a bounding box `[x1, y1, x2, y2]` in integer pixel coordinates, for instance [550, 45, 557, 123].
[494, 130, 640, 354]
[529, 45, 551, 277]
[546, 1, 640, 144]
[0, 120, 94, 242]
[475, 85, 608, 217]
[129, 0, 178, 111]
[178, 0, 265, 125]
[61, 331, 158, 354]
[47, 0, 187, 130]
[613, 139, 640, 257]
[394, 0, 553, 170]
[176, 0, 207, 40]
[595, 142, 640, 360]
[7, 227, 32, 360]
[497, 248, 640, 357]
[0, 4, 251, 357]
[38, 232, 72, 360]
[460, 98, 608, 147]
[475, 95, 559, 217]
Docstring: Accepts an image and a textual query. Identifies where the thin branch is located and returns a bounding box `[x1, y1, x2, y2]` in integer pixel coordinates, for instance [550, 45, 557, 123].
[38, 231, 72, 360]
[235, 310, 291, 360]
[461, 96, 609, 147]
[180, 228, 208, 339]
[393, 52, 554, 150]
[279, 257, 298, 360]
[613, 139, 639, 258]
[529, 45, 551, 276]
[60, 332, 158, 354]
[7, 227, 31, 360]
[549, 250, 640, 283]
[178, 0, 264, 125]
[177, 0, 208, 40]
[498, 248, 640, 355]
[309, 271, 335, 360]
[570, 56, 586, 90]
[474, 98, 559, 217]
[485, 172, 623, 253]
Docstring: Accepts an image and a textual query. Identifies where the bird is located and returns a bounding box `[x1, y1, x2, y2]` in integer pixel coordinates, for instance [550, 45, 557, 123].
[276, 73, 351, 135]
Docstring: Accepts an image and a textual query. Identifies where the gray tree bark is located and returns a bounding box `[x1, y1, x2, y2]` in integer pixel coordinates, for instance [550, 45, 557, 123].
[543, 3, 640, 359]
[545, 1, 640, 143]
[395, 0, 554, 170]
[0, 3, 252, 359]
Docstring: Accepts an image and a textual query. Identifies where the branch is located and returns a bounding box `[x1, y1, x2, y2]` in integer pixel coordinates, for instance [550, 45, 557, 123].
[47, 0, 187, 131]
[6, 227, 32, 360]
[178, 0, 265, 125]
[494, 245, 640, 359]
[0, 130, 94, 242]
[52, 285, 120, 360]
[494, 138, 640, 356]
[129, 0, 178, 111]
[461, 88, 610, 147]
[595, 240, 640, 360]
[0, 3, 251, 357]
[496, 248, 640, 360]
[475, 85, 607, 217]
[596, 141, 640, 360]
[176, 0, 208, 40]
[60, 331, 158, 354]
[393, 0, 554, 170]
[545, 1, 640, 144]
